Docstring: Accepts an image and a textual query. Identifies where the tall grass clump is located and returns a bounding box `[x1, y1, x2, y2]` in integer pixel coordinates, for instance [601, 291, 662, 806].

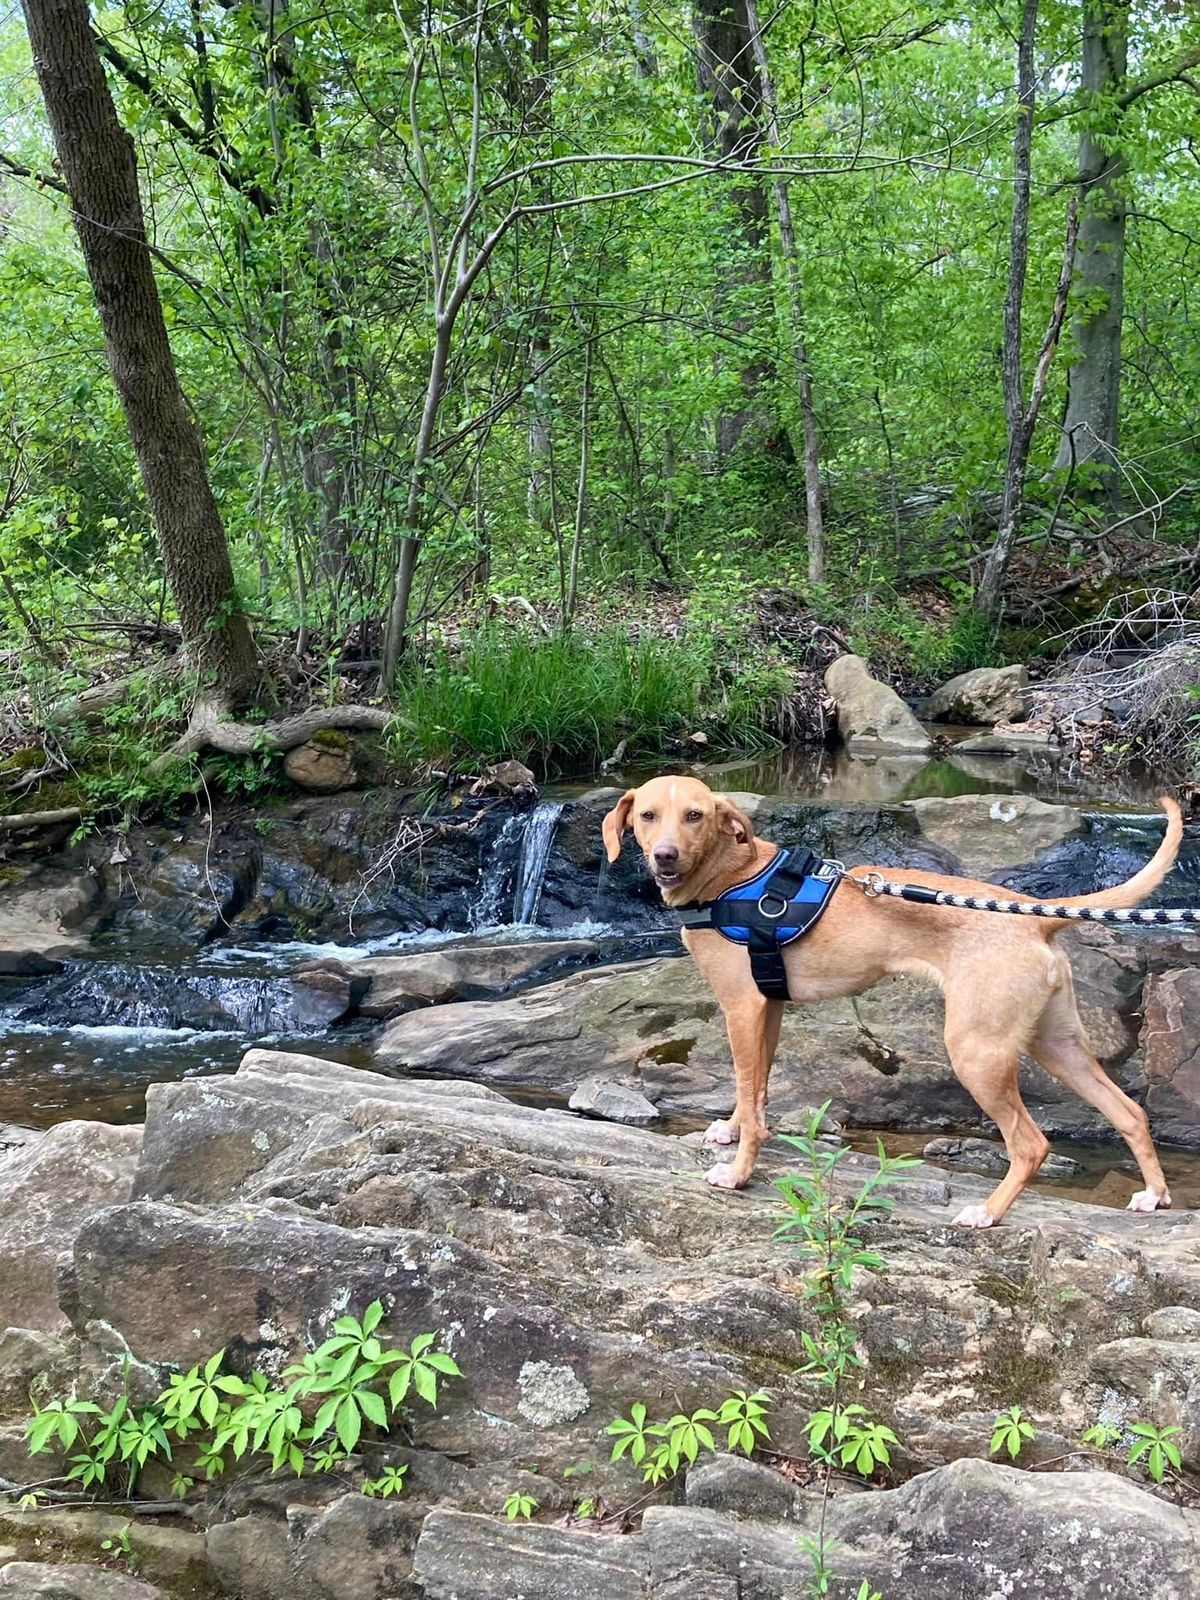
[392, 628, 788, 776]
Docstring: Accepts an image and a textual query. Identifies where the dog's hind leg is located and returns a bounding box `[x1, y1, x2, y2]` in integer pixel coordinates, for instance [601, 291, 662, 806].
[944, 1014, 1050, 1227]
[1032, 981, 1170, 1213]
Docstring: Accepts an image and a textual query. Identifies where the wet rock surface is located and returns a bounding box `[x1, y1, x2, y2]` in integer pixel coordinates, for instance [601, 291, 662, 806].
[374, 923, 1196, 1143]
[0, 1051, 1199, 1596]
[0, 867, 101, 975]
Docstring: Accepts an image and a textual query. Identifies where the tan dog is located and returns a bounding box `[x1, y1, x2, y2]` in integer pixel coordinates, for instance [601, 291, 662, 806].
[603, 775, 1183, 1227]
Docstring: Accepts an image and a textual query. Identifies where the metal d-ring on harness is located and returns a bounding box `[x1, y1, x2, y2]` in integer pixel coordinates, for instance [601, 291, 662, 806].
[675, 846, 843, 1000]
[848, 869, 1200, 926]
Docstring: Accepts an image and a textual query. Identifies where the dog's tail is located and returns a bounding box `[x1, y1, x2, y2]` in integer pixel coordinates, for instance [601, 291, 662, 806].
[1044, 796, 1183, 924]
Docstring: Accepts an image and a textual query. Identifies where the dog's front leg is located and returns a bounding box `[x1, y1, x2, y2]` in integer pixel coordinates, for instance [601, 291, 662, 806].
[706, 997, 771, 1190]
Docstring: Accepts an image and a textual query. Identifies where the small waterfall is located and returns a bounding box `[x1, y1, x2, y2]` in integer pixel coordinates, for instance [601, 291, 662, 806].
[469, 813, 527, 931]
[511, 801, 564, 925]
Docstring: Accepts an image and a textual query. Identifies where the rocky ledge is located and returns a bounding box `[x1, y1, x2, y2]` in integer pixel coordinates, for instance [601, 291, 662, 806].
[1, 1049, 1199, 1598]
[375, 923, 1200, 1147]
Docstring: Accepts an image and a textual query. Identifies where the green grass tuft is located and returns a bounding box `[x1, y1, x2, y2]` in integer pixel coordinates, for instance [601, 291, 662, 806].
[391, 628, 789, 777]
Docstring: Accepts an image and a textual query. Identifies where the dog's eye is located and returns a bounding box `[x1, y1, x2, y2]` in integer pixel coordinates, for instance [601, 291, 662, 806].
[685, 810, 703, 823]
[640, 810, 656, 821]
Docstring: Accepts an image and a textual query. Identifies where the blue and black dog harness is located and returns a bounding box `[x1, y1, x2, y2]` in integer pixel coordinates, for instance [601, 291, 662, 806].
[676, 847, 841, 1000]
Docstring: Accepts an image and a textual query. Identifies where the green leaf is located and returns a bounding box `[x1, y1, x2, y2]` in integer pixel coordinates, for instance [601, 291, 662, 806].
[335, 1396, 362, 1456]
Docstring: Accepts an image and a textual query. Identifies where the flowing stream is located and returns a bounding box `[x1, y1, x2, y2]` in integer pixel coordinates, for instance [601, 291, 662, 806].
[3, 737, 1199, 1206]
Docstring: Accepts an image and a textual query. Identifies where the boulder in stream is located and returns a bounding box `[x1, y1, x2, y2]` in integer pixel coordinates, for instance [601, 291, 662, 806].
[925, 663, 1029, 724]
[568, 1072, 660, 1124]
[300, 937, 601, 1019]
[824, 654, 931, 751]
[0, 866, 100, 975]
[909, 793, 1084, 871]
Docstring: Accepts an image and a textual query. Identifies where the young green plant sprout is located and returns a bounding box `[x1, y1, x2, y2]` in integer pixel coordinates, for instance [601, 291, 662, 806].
[1080, 1421, 1121, 1450]
[24, 1300, 462, 1501]
[989, 1406, 1036, 1462]
[362, 1464, 408, 1499]
[1127, 1422, 1182, 1484]
[607, 1391, 774, 1487]
[804, 1405, 898, 1478]
[503, 1492, 538, 1522]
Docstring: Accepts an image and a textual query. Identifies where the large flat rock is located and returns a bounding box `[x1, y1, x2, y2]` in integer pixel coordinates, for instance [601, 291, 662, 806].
[909, 793, 1084, 870]
[413, 1458, 1200, 1599]
[374, 929, 1158, 1141]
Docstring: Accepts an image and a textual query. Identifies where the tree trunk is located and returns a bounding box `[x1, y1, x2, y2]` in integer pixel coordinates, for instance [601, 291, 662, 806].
[21, 0, 257, 704]
[977, 0, 1038, 619]
[693, 0, 776, 459]
[1053, 0, 1128, 486]
[524, 0, 555, 531]
[744, 0, 824, 582]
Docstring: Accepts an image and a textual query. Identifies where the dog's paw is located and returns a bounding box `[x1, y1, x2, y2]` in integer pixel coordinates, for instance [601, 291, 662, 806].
[704, 1119, 739, 1146]
[704, 1163, 745, 1191]
[1127, 1187, 1172, 1213]
[951, 1203, 996, 1230]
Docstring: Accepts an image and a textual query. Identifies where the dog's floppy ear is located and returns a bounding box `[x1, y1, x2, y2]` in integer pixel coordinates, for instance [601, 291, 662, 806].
[715, 794, 754, 845]
[601, 789, 637, 863]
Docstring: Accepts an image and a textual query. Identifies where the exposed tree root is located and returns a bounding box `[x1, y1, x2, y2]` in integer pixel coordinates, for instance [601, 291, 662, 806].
[150, 699, 393, 773]
[0, 806, 83, 832]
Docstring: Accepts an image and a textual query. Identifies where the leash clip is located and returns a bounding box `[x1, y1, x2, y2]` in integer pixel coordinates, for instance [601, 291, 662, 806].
[858, 870, 886, 898]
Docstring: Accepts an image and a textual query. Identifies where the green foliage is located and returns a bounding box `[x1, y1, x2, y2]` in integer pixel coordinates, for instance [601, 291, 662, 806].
[392, 627, 787, 777]
[607, 1390, 773, 1486]
[778, 1107, 913, 1600]
[362, 1464, 409, 1499]
[775, 1111, 921, 1391]
[1082, 1415, 1184, 1482]
[2, 0, 1199, 766]
[848, 603, 1002, 689]
[989, 1406, 1036, 1462]
[25, 1301, 462, 1500]
[503, 1491, 538, 1521]
[716, 1390, 772, 1457]
[1080, 1421, 1121, 1450]
[804, 1404, 898, 1478]
[1127, 1421, 1183, 1484]
[100, 1523, 135, 1570]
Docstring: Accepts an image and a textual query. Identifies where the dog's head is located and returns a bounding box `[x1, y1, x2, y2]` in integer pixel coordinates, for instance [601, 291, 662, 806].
[601, 775, 754, 902]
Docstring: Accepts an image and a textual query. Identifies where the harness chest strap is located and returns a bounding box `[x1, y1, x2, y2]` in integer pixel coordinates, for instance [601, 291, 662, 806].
[676, 846, 841, 1001]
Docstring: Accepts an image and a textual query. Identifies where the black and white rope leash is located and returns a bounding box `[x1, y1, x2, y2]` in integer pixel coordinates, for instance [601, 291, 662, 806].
[847, 868, 1200, 926]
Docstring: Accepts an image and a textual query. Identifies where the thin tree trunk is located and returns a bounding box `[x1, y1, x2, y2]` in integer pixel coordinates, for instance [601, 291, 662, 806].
[744, 0, 824, 582]
[565, 331, 594, 623]
[693, 0, 776, 459]
[979, 173, 1079, 614]
[1053, 0, 1128, 488]
[524, 0, 554, 531]
[21, 0, 258, 704]
[629, 0, 659, 77]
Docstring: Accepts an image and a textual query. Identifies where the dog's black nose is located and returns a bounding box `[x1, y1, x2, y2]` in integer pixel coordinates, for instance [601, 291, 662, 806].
[653, 845, 679, 867]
